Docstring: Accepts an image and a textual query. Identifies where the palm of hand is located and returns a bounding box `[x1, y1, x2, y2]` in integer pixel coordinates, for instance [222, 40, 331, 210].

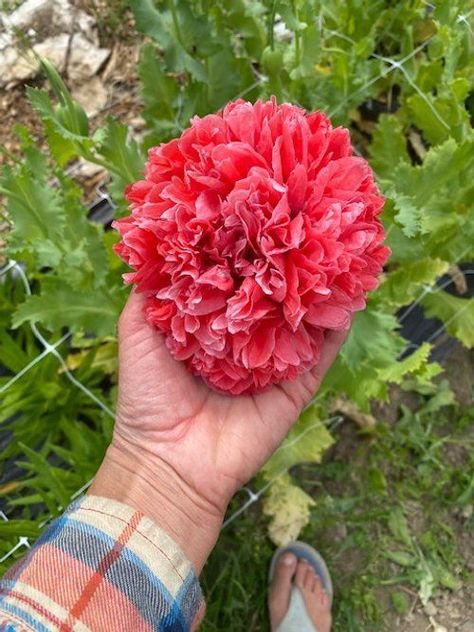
[114, 292, 347, 512]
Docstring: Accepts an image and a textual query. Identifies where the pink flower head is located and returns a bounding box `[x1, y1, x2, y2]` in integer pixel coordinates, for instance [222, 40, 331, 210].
[113, 98, 390, 394]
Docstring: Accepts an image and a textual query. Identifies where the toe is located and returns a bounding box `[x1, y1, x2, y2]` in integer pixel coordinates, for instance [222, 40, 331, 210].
[268, 553, 297, 630]
[294, 559, 308, 589]
[309, 570, 319, 592]
[304, 564, 315, 589]
[270, 553, 297, 597]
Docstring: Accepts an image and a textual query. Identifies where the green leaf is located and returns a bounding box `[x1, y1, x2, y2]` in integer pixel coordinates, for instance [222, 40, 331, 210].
[385, 550, 417, 567]
[263, 473, 315, 546]
[378, 258, 450, 307]
[406, 92, 470, 145]
[421, 291, 474, 348]
[386, 188, 424, 238]
[207, 47, 246, 111]
[1, 165, 65, 247]
[18, 442, 70, 508]
[370, 114, 409, 179]
[340, 308, 403, 372]
[0, 520, 41, 538]
[262, 404, 334, 479]
[130, 0, 208, 81]
[0, 332, 30, 373]
[383, 139, 474, 238]
[388, 507, 412, 546]
[27, 88, 92, 147]
[98, 117, 144, 199]
[379, 343, 433, 385]
[138, 43, 180, 138]
[13, 280, 122, 337]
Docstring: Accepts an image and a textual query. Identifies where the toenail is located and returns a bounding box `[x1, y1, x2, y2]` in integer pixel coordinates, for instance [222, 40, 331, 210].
[281, 553, 296, 566]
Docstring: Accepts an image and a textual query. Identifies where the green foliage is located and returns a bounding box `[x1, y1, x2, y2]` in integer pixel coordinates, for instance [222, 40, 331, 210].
[1, 0, 474, 574]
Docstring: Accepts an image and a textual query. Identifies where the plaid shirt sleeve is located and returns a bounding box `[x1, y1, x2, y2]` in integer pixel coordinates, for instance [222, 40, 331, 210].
[0, 495, 205, 631]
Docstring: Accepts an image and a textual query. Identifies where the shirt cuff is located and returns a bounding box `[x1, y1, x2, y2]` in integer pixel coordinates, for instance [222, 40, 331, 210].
[0, 495, 205, 631]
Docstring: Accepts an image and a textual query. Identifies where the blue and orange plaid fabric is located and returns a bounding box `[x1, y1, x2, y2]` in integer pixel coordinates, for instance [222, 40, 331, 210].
[0, 496, 205, 631]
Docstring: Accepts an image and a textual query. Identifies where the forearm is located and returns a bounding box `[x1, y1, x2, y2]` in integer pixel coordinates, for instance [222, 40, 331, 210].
[89, 437, 224, 573]
[0, 493, 205, 631]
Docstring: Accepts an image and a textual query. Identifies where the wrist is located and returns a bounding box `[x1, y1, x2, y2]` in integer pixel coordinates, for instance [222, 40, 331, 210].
[89, 437, 224, 573]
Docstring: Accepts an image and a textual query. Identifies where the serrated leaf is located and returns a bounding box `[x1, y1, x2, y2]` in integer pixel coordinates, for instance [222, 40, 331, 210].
[406, 92, 469, 145]
[340, 309, 403, 372]
[378, 258, 450, 306]
[35, 239, 63, 268]
[207, 47, 246, 111]
[383, 139, 474, 238]
[421, 291, 474, 348]
[130, 0, 207, 81]
[386, 188, 423, 238]
[392, 139, 474, 207]
[379, 343, 432, 385]
[27, 88, 92, 148]
[263, 474, 315, 546]
[138, 43, 179, 137]
[98, 117, 144, 199]
[13, 280, 122, 337]
[44, 119, 78, 166]
[1, 165, 65, 246]
[262, 404, 334, 479]
[369, 114, 409, 179]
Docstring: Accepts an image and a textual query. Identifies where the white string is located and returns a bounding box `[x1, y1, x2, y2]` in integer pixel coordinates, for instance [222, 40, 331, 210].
[5, 262, 115, 419]
[222, 415, 343, 528]
[327, 39, 432, 118]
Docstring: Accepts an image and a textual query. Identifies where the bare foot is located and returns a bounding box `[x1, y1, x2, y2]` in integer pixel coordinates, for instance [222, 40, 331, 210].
[268, 554, 332, 632]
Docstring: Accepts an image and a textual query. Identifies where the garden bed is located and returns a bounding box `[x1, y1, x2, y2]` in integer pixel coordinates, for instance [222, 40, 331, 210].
[1, 1, 473, 630]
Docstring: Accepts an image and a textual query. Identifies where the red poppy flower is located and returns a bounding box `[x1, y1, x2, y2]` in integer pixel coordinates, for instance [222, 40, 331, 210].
[114, 98, 390, 394]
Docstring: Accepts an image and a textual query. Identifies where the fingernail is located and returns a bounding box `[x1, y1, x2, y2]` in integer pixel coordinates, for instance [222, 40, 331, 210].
[282, 553, 295, 566]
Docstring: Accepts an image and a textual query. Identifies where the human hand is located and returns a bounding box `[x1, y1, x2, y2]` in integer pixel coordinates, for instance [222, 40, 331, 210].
[91, 290, 349, 571]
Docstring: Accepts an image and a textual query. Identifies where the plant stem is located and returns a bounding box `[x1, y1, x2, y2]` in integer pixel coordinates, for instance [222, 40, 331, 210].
[268, 0, 277, 50]
[169, 0, 185, 49]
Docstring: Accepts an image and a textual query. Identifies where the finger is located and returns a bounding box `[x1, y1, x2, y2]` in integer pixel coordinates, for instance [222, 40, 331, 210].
[117, 288, 147, 339]
[312, 322, 352, 384]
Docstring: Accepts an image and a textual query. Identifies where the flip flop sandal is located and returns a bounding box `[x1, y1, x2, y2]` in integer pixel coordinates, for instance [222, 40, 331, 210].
[268, 541, 333, 632]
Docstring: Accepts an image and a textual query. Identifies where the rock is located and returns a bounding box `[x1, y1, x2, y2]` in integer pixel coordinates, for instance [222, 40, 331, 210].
[0, 0, 108, 87]
[3, 0, 95, 42]
[460, 621, 474, 632]
[65, 34, 110, 82]
[72, 76, 108, 117]
[70, 158, 107, 180]
[33, 34, 70, 73]
[0, 33, 110, 87]
[36, 33, 110, 82]
[424, 602, 437, 617]
[0, 46, 36, 86]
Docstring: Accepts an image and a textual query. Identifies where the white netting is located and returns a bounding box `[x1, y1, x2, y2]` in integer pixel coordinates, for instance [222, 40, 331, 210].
[1, 14, 473, 564]
[1, 247, 471, 564]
